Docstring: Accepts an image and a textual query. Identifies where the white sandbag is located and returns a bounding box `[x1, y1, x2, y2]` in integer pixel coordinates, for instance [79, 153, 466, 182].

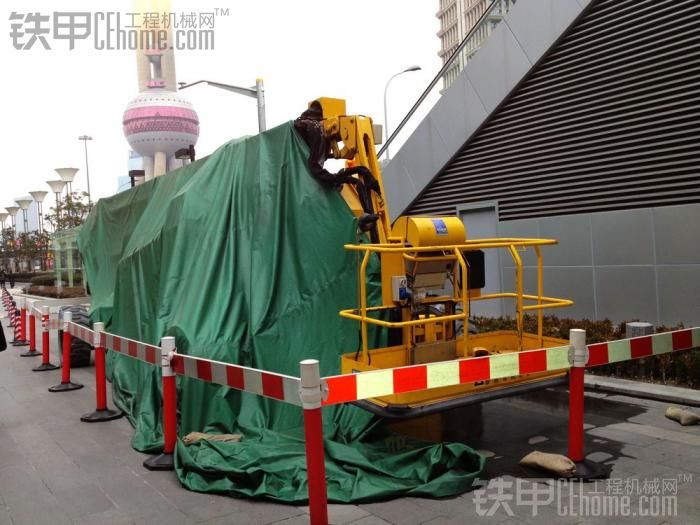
[520, 451, 576, 478]
[665, 406, 700, 426]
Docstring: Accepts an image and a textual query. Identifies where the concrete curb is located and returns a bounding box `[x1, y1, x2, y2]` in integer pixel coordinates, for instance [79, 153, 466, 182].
[585, 374, 700, 407]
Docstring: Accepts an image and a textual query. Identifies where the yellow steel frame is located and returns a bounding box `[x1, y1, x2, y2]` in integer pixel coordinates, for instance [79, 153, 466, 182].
[340, 238, 573, 363]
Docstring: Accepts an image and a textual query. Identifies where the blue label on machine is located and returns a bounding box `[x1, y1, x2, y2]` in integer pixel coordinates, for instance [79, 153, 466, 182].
[432, 218, 448, 236]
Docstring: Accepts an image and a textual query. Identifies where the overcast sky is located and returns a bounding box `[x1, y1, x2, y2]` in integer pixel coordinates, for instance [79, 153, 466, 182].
[0, 0, 440, 211]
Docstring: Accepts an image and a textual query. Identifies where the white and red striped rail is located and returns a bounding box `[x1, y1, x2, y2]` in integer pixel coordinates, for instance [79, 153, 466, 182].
[99, 332, 160, 365]
[171, 354, 302, 406]
[322, 345, 571, 406]
[587, 328, 700, 367]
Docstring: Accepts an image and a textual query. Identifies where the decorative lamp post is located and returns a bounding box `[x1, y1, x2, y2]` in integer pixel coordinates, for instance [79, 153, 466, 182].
[78, 136, 93, 204]
[5, 206, 19, 230]
[0, 212, 7, 230]
[383, 65, 422, 160]
[55, 168, 79, 195]
[46, 180, 67, 225]
[14, 197, 33, 234]
[29, 191, 48, 234]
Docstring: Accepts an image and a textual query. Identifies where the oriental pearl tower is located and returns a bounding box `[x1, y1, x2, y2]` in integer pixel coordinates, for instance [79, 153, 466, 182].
[122, 0, 199, 181]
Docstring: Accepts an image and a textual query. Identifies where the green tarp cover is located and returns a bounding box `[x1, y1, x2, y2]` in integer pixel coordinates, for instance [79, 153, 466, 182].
[78, 122, 483, 502]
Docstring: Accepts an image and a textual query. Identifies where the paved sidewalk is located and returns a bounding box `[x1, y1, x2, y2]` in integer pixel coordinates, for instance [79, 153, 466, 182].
[585, 375, 700, 407]
[0, 314, 698, 524]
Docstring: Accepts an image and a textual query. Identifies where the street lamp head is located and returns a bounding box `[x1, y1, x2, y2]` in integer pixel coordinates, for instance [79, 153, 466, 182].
[0, 213, 7, 224]
[29, 191, 48, 203]
[403, 65, 422, 72]
[5, 206, 19, 217]
[78, 135, 93, 141]
[46, 180, 67, 194]
[14, 197, 33, 211]
[55, 167, 79, 183]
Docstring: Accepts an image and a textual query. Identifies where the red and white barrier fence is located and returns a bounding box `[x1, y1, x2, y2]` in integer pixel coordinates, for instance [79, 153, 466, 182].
[171, 354, 302, 405]
[100, 332, 160, 365]
[322, 344, 571, 406]
[5, 285, 698, 525]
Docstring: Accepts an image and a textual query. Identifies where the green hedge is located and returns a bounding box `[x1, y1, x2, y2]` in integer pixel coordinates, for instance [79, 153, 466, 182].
[28, 271, 83, 287]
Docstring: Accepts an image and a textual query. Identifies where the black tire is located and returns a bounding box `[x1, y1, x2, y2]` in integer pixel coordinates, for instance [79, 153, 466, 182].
[58, 305, 93, 367]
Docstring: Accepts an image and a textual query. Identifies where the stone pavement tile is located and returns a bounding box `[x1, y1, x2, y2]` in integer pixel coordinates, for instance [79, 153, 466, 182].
[181, 494, 303, 524]
[265, 516, 310, 525]
[0, 429, 26, 470]
[72, 508, 135, 525]
[342, 516, 392, 525]
[0, 464, 54, 502]
[4, 500, 73, 525]
[226, 498, 305, 524]
[0, 506, 11, 525]
[132, 506, 196, 525]
[71, 449, 131, 479]
[50, 484, 116, 519]
[359, 498, 444, 525]
[405, 495, 478, 519]
[300, 503, 370, 524]
[34, 457, 94, 493]
[587, 425, 662, 448]
[99, 473, 173, 520]
[141, 470, 222, 511]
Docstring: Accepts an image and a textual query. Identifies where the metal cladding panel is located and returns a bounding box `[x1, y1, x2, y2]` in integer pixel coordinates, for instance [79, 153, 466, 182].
[408, 0, 700, 220]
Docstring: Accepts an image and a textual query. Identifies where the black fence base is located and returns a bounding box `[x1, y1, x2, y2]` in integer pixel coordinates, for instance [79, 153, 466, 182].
[81, 408, 124, 423]
[570, 460, 609, 480]
[143, 453, 174, 471]
[20, 349, 41, 357]
[49, 381, 84, 393]
[32, 363, 60, 372]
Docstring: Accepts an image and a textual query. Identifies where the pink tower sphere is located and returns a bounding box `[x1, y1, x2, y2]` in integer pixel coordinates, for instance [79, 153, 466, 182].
[123, 89, 199, 158]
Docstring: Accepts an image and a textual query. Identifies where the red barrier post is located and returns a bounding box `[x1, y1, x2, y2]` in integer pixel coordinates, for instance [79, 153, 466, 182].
[144, 336, 177, 471]
[32, 306, 60, 372]
[19, 301, 28, 344]
[567, 328, 602, 479]
[81, 322, 123, 422]
[49, 311, 83, 392]
[300, 359, 328, 525]
[20, 301, 41, 357]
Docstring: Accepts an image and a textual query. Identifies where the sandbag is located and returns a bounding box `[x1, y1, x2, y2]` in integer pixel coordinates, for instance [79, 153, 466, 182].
[665, 406, 700, 426]
[520, 451, 576, 477]
[183, 432, 243, 445]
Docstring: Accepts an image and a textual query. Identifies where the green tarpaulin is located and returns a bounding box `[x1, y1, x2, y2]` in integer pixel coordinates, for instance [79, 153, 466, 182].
[78, 122, 483, 502]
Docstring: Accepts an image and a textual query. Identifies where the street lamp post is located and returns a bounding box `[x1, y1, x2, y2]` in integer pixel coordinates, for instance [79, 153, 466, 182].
[383, 66, 422, 160]
[178, 78, 266, 132]
[55, 168, 79, 195]
[5, 206, 19, 230]
[0, 213, 7, 230]
[29, 191, 47, 234]
[14, 197, 33, 234]
[47, 180, 67, 226]
[78, 136, 93, 204]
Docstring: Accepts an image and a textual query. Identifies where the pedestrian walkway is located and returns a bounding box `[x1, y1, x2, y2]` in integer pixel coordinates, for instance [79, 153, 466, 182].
[0, 315, 698, 524]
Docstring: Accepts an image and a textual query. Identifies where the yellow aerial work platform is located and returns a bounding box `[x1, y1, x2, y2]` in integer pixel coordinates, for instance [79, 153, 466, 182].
[338, 218, 573, 417]
[294, 97, 573, 418]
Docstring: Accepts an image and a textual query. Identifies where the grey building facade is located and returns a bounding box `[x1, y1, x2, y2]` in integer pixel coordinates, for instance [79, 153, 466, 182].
[383, 0, 700, 326]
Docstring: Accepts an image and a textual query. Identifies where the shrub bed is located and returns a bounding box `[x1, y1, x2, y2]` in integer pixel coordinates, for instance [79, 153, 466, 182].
[472, 315, 699, 389]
